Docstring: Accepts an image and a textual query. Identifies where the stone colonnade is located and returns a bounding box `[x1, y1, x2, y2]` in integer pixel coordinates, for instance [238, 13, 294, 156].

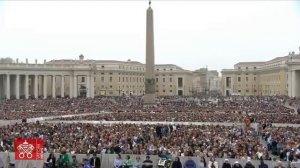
[0, 73, 95, 99]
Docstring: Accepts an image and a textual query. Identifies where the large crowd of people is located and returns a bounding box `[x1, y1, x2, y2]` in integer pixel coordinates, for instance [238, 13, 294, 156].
[261, 126, 300, 162]
[0, 96, 295, 120]
[0, 122, 269, 160]
[49, 111, 300, 124]
[0, 95, 300, 167]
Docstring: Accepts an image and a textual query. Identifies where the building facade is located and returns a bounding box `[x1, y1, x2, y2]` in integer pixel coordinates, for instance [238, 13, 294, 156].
[192, 68, 221, 94]
[0, 55, 220, 99]
[221, 51, 300, 97]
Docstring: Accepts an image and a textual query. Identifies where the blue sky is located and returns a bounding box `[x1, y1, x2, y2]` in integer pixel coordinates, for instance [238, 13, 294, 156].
[0, 1, 299, 72]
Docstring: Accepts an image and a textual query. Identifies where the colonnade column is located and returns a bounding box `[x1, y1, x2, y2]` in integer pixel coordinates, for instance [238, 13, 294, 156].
[73, 75, 77, 98]
[15, 75, 20, 99]
[91, 74, 95, 98]
[25, 75, 29, 99]
[6, 74, 10, 99]
[61, 75, 64, 98]
[0, 75, 3, 100]
[86, 75, 90, 98]
[292, 70, 297, 97]
[34, 75, 38, 99]
[69, 75, 73, 98]
[43, 75, 47, 99]
[52, 75, 56, 98]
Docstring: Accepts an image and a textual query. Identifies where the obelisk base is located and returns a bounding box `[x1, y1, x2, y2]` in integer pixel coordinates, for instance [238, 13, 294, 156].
[143, 94, 156, 106]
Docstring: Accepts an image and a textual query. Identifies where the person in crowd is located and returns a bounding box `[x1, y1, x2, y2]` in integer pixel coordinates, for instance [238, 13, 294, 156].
[208, 157, 218, 168]
[258, 158, 268, 168]
[232, 161, 242, 168]
[46, 152, 56, 168]
[133, 156, 143, 168]
[273, 161, 285, 168]
[114, 154, 123, 168]
[172, 157, 182, 168]
[71, 155, 78, 168]
[289, 161, 297, 168]
[142, 155, 153, 168]
[58, 147, 70, 168]
[199, 157, 207, 168]
[222, 159, 231, 168]
[244, 159, 255, 168]
[123, 155, 134, 168]
[184, 157, 197, 168]
[90, 153, 101, 168]
[83, 158, 92, 168]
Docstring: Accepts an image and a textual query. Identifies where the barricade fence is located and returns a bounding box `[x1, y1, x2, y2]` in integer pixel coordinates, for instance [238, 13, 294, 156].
[0, 152, 299, 168]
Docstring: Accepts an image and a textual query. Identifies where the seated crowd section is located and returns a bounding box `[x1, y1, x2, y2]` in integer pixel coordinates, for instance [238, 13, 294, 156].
[0, 95, 300, 168]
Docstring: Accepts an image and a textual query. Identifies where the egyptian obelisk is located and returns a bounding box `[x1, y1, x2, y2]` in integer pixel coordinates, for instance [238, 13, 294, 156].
[144, 0, 156, 105]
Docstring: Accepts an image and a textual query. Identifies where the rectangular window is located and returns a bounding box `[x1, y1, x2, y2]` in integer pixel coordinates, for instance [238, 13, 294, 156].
[178, 77, 183, 87]
[110, 77, 112, 82]
[156, 78, 158, 82]
[238, 77, 241, 82]
[81, 77, 85, 82]
[246, 77, 248, 81]
[101, 77, 104, 82]
[226, 77, 231, 87]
